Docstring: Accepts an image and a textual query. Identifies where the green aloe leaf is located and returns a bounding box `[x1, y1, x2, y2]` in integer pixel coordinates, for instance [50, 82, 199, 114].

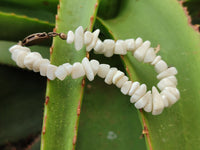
[77, 76, 146, 150]
[0, 12, 54, 43]
[0, 0, 58, 22]
[94, 0, 200, 149]
[41, 0, 99, 149]
[0, 66, 46, 145]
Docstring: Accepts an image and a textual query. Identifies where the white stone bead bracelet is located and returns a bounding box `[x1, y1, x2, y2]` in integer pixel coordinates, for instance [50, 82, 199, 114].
[9, 26, 180, 115]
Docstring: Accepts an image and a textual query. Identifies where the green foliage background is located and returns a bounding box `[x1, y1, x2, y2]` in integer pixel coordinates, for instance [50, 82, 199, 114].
[0, 0, 200, 150]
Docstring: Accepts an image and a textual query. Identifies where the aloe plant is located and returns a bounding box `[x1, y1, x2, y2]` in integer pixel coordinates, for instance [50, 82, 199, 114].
[1, 0, 200, 150]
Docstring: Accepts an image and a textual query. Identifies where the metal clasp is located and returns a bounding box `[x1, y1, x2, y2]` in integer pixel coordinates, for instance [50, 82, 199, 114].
[19, 32, 67, 46]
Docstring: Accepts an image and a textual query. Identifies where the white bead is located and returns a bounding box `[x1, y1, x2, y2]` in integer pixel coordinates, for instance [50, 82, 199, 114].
[82, 57, 94, 81]
[63, 63, 73, 74]
[112, 71, 124, 84]
[71, 62, 85, 79]
[15, 51, 30, 68]
[160, 92, 169, 107]
[55, 63, 72, 80]
[74, 26, 84, 51]
[155, 60, 168, 73]
[114, 40, 127, 55]
[116, 76, 128, 88]
[86, 29, 100, 52]
[11, 49, 22, 61]
[24, 52, 42, 70]
[134, 41, 151, 62]
[167, 76, 177, 85]
[33, 59, 50, 72]
[47, 64, 57, 80]
[67, 30, 74, 44]
[157, 77, 176, 91]
[161, 89, 177, 106]
[40, 61, 50, 76]
[125, 39, 135, 51]
[9, 45, 21, 53]
[151, 56, 161, 65]
[90, 59, 99, 75]
[128, 81, 140, 96]
[94, 39, 105, 54]
[97, 64, 110, 78]
[55, 65, 68, 80]
[160, 91, 169, 107]
[135, 91, 151, 109]
[152, 86, 164, 115]
[157, 67, 178, 80]
[84, 31, 93, 45]
[165, 87, 180, 100]
[144, 93, 153, 112]
[135, 37, 143, 49]
[105, 67, 118, 85]
[103, 39, 115, 57]
[121, 81, 132, 95]
[143, 48, 156, 63]
[9, 45, 30, 53]
[130, 84, 147, 103]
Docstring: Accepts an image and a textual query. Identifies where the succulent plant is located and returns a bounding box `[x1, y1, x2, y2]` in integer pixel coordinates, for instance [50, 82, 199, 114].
[0, 0, 200, 150]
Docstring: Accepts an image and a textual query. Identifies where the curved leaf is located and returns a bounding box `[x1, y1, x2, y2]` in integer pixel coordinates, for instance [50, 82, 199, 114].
[0, 12, 54, 43]
[0, 0, 58, 23]
[97, 0, 200, 149]
[77, 77, 146, 150]
[41, 0, 99, 149]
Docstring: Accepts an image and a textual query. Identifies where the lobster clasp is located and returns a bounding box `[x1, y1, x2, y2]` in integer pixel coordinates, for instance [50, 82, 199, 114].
[19, 32, 67, 46]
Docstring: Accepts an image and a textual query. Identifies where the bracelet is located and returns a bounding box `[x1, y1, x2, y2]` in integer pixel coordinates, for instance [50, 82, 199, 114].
[9, 26, 180, 115]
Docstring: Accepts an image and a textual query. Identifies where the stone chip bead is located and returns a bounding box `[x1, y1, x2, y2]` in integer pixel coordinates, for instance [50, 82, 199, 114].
[9, 45, 30, 53]
[71, 62, 85, 79]
[144, 94, 153, 112]
[157, 77, 176, 91]
[94, 39, 104, 54]
[121, 81, 132, 95]
[130, 84, 147, 103]
[55, 63, 72, 81]
[112, 71, 124, 84]
[151, 56, 161, 65]
[105, 67, 118, 85]
[134, 40, 151, 62]
[24, 52, 42, 70]
[125, 39, 135, 51]
[84, 31, 93, 45]
[103, 39, 115, 57]
[135, 37, 143, 49]
[82, 57, 94, 81]
[143, 48, 156, 63]
[114, 40, 127, 55]
[15, 51, 30, 68]
[67, 30, 74, 44]
[86, 29, 100, 52]
[157, 67, 178, 80]
[33, 58, 50, 73]
[40, 61, 50, 76]
[90, 59, 100, 76]
[135, 91, 151, 109]
[97, 64, 110, 78]
[74, 26, 84, 51]
[128, 81, 140, 96]
[152, 86, 164, 115]
[47, 64, 57, 80]
[116, 76, 128, 88]
[154, 60, 168, 73]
